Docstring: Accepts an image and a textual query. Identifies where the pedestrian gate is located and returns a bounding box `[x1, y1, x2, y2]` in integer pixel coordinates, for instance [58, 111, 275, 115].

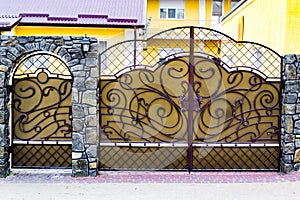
[11, 52, 72, 168]
[99, 27, 282, 172]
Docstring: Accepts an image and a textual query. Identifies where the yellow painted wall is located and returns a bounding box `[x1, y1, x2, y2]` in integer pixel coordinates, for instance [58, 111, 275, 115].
[221, 0, 290, 55]
[13, 26, 126, 46]
[285, 0, 300, 54]
[147, 0, 199, 30]
[223, 0, 232, 14]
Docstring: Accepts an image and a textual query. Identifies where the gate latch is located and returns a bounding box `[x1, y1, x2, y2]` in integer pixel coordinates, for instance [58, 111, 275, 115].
[180, 95, 202, 111]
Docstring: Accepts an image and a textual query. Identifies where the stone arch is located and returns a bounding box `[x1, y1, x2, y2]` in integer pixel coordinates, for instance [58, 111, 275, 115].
[10, 51, 73, 168]
[0, 35, 99, 177]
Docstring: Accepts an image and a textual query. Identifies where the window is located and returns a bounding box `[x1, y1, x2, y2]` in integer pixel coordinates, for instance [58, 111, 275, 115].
[160, 8, 185, 19]
[160, 0, 185, 19]
[168, 8, 176, 18]
[212, 0, 222, 16]
[231, 0, 241, 8]
[160, 8, 167, 18]
[177, 9, 185, 19]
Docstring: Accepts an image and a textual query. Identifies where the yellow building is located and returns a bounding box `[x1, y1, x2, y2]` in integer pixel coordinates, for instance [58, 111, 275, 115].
[0, 0, 146, 48]
[130, 0, 242, 69]
[146, 0, 241, 35]
[221, 0, 300, 55]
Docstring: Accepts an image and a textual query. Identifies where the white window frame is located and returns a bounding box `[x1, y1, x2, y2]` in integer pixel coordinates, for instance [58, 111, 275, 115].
[212, 0, 222, 23]
[159, 0, 185, 20]
[160, 8, 185, 20]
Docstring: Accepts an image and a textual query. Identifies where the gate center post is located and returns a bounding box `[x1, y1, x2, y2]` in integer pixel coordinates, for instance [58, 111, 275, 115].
[187, 27, 195, 173]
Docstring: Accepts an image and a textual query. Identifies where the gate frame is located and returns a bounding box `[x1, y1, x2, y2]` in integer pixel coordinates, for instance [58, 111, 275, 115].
[98, 26, 283, 172]
[10, 51, 73, 169]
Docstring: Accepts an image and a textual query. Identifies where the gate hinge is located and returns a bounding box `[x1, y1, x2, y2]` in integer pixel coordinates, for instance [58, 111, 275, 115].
[7, 85, 13, 94]
[7, 146, 13, 154]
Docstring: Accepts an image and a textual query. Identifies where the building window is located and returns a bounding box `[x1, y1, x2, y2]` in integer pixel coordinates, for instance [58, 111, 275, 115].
[160, 8, 167, 18]
[168, 8, 176, 18]
[160, 8, 185, 19]
[231, 0, 241, 8]
[212, 0, 222, 23]
[160, 0, 185, 19]
[212, 0, 222, 17]
[177, 9, 185, 19]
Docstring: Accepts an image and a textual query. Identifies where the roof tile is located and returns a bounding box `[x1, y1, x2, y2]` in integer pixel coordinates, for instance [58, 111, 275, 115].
[0, 0, 146, 29]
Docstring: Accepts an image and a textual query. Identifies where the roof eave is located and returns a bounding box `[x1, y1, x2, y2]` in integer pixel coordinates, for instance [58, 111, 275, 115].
[18, 22, 145, 29]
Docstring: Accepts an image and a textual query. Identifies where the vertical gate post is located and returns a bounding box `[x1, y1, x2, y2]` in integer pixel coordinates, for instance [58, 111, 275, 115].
[0, 65, 9, 178]
[187, 26, 195, 173]
[281, 54, 300, 172]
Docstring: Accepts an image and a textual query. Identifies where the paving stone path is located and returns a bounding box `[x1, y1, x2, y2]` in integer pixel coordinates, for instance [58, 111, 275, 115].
[1, 170, 300, 184]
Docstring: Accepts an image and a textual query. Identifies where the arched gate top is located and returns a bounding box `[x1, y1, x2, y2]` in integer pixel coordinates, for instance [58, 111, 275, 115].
[100, 26, 282, 80]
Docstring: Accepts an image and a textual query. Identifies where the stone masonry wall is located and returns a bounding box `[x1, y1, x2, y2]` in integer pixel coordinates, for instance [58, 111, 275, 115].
[0, 35, 99, 177]
[281, 54, 300, 172]
[0, 64, 9, 178]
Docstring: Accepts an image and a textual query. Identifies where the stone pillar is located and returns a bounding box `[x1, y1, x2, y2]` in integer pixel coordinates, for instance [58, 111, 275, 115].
[71, 37, 99, 177]
[281, 54, 300, 172]
[0, 65, 9, 178]
[0, 36, 99, 177]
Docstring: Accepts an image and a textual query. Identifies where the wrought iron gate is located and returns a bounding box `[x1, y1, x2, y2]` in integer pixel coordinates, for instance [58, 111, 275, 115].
[11, 52, 72, 168]
[99, 27, 281, 172]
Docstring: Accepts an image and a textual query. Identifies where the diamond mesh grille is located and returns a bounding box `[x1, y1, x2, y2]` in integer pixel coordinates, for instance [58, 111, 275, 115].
[193, 147, 279, 170]
[99, 146, 187, 170]
[12, 144, 72, 168]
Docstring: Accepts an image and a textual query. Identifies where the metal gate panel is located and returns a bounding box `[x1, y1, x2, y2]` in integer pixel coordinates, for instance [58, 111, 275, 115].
[11, 52, 72, 169]
[99, 26, 281, 171]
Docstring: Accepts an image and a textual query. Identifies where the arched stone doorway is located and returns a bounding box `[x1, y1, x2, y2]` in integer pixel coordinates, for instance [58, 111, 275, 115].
[11, 52, 73, 168]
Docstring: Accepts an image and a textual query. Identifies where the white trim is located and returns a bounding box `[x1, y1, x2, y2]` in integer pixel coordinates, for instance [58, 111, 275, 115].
[98, 142, 279, 148]
[13, 140, 72, 145]
[199, 0, 206, 26]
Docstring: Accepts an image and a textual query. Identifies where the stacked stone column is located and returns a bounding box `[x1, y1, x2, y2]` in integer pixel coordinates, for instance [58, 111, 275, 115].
[0, 65, 9, 178]
[281, 54, 300, 172]
[0, 36, 99, 178]
[71, 37, 99, 177]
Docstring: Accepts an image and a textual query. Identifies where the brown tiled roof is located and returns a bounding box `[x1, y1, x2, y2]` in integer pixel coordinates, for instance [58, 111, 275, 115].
[0, 0, 146, 30]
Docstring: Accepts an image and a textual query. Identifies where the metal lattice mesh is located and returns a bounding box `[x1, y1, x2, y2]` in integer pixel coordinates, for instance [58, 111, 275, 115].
[99, 146, 187, 170]
[12, 144, 72, 168]
[100, 27, 281, 79]
[99, 26, 281, 172]
[193, 147, 279, 170]
[15, 52, 72, 79]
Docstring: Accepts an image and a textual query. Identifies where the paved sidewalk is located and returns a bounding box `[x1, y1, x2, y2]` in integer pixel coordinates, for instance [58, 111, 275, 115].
[1, 170, 300, 184]
[1, 170, 300, 200]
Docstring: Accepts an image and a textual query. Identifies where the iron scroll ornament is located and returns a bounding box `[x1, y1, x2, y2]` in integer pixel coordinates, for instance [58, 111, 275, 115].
[13, 69, 72, 141]
[100, 56, 280, 144]
[192, 58, 280, 143]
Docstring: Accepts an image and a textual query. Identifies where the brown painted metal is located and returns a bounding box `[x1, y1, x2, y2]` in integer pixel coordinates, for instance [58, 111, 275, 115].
[99, 26, 282, 171]
[187, 27, 195, 173]
[11, 52, 72, 169]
